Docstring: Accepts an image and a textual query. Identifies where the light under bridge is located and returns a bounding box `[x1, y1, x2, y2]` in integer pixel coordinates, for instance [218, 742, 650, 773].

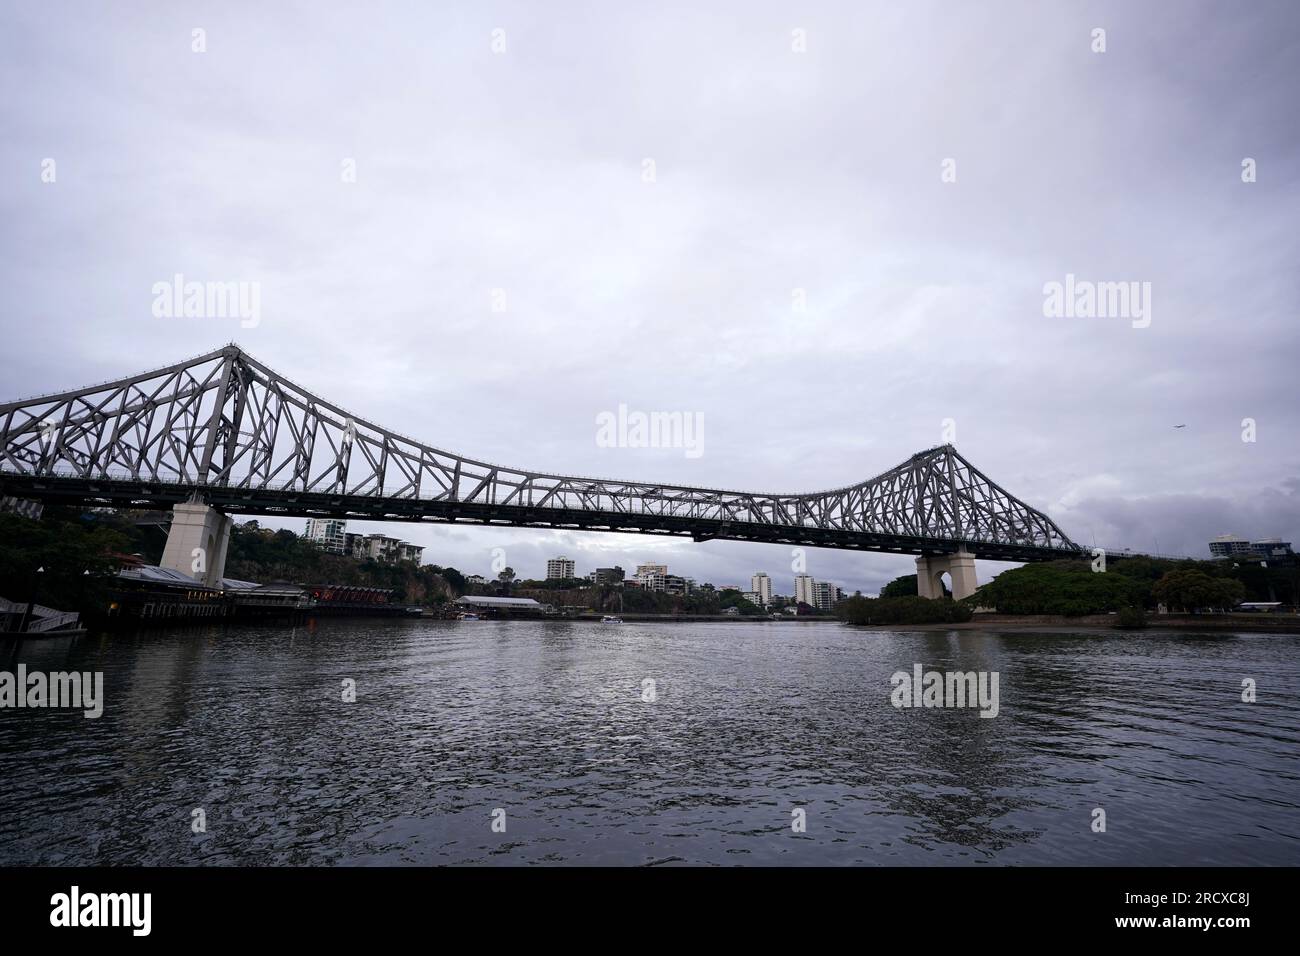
[0, 345, 1088, 599]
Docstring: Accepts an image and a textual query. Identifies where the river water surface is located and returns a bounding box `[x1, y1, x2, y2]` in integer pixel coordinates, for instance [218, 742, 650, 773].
[1, 619, 1297, 865]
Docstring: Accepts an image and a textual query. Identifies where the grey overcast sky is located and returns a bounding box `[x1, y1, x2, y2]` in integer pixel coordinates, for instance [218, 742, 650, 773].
[1, 1, 1297, 594]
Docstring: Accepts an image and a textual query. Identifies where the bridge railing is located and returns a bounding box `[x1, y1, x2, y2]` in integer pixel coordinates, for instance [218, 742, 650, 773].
[1, 466, 1087, 557]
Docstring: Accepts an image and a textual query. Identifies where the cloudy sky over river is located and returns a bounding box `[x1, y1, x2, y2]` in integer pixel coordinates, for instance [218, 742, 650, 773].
[2, 1, 1296, 592]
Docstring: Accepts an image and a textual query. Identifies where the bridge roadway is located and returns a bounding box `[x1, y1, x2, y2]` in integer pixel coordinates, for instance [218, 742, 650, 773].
[1, 468, 1083, 565]
[1, 345, 1094, 596]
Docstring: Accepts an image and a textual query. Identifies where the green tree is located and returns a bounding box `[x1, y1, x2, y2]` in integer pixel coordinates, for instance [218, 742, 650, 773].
[0, 511, 130, 617]
[1152, 570, 1245, 612]
[968, 561, 1148, 616]
[717, 588, 762, 615]
[880, 574, 920, 598]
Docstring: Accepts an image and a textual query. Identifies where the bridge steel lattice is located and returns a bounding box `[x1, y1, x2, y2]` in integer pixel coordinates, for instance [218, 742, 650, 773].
[0, 345, 1083, 564]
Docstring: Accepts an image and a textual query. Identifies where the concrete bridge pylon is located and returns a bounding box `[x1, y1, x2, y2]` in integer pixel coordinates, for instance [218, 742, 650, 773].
[159, 498, 232, 588]
[915, 549, 978, 601]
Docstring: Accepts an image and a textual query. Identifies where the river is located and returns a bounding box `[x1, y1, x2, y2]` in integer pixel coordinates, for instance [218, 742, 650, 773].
[2, 620, 1297, 865]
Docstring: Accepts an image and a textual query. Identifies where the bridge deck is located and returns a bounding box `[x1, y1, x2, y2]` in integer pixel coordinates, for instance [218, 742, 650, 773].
[2, 470, 1085, 564]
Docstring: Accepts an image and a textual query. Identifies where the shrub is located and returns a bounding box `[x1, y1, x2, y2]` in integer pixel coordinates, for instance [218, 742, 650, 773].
[837, 595, 972, 626]
[1114, 605, 1147, 630]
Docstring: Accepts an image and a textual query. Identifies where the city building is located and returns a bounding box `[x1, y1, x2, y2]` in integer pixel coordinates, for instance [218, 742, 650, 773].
[305, 517, 347, 554]
[663, 575, 692, 595]
[634, 563, 670, 591]
[0, 496, 43, 520]
[1250, 538, 1294, 558]
[365, 534, 403, 562]
[1208, 535, 1252, 558]
[638, 571, 666, 591]
[590, 566, 625, 586]
[1209, 535, 1294, 559]
[750, 572, 773, 607]
[341, 532, 424, 564]
[454, 595, 552, 617]
[811, 581, 844, 611]
[546, 556, 576, 580]
[794, 574, 815, 606]
[742, 591, 765, 607]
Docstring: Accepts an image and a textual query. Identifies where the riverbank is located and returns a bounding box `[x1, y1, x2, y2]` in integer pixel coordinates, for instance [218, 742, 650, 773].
[849, 613, 1300, 633]
[566, 613, 828, 623]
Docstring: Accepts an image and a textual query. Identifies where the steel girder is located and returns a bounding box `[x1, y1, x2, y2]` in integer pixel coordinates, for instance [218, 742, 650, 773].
[0, 345, 1083, 561]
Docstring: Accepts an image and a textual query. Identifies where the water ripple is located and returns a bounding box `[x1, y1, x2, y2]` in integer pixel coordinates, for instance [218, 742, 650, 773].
[1, 621, 1297, 865]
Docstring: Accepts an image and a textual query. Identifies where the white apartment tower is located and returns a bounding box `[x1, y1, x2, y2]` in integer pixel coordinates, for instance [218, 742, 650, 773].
[811, 581, 843, 610]
[546, 556, 577, 580]
[750, 572, 773, 607]
[305, 517, 347, 554]
[794, 574, 815, 606]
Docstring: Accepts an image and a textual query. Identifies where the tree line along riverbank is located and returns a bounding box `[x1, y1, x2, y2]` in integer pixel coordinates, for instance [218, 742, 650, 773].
[836, 557, 1299, 629]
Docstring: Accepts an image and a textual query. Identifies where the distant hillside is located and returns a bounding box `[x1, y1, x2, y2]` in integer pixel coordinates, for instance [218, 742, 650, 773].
[224, 521, 465, 604]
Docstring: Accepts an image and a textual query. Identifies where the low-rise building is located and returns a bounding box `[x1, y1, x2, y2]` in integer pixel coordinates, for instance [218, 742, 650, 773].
[663, 574, 692, 595]
[1251, 539, 1294, 558]
[591, 566, 625, 586]
[454, 595, 552, 617]
[1210, 535, 1294, 559]
[1209, 534, 1252, 558]
[341, 532, 424, 564]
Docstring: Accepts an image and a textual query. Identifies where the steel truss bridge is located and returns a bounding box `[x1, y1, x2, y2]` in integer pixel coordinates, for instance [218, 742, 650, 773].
[0, 345, 1083, 564]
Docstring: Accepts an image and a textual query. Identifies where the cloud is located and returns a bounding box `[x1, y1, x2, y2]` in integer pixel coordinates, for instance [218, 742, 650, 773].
[1, 1, 1297, 594]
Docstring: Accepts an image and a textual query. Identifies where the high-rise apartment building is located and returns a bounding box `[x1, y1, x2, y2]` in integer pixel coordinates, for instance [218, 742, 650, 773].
[305, 517, 348, 554]
[750, 572, 773, 606]
[634, 563, 669, 590]
[794, 574, 815, 606]
[811, 581, 843, 610]
[546, 556, 576, 580]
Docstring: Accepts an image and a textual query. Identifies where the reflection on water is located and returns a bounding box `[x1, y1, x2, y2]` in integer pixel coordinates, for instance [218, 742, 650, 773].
[1, 620, 1297, 865]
